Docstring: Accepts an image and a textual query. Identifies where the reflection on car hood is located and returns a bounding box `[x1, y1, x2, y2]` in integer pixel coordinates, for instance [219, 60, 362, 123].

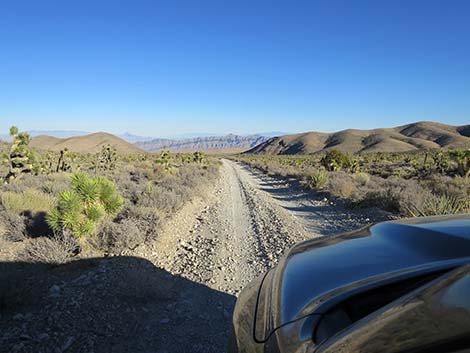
[270, 214, 470, 332]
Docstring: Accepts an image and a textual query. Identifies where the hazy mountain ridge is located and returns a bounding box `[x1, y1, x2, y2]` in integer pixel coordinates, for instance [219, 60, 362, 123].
[135, 134, 270, 152]
[247, 121, 470, 155]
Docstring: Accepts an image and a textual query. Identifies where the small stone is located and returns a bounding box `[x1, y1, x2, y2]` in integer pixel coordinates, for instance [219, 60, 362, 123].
[160, 318, 170, 324]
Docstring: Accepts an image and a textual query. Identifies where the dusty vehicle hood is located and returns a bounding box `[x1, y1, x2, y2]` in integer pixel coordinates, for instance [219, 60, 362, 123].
[255, 214, 470, 341]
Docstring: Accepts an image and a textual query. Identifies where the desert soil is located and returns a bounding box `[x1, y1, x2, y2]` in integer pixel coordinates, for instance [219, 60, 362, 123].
[1, 160, 388, 353]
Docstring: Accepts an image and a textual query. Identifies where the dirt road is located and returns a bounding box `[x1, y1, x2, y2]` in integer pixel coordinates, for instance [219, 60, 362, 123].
[148, 159, 385, 352]
[1, 160, 386, 353]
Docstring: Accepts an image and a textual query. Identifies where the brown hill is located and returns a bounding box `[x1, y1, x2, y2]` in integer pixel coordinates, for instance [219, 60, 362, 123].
[30, 132, 144, 155]
[247, 121, 470, 155]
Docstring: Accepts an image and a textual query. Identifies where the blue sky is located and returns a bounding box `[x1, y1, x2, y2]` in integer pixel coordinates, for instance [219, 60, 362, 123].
[1, 0, 469, 136]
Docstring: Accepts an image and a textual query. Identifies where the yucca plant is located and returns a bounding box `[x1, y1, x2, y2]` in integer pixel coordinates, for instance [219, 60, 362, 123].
[306, 169, 328, 189]
[46, 172, 124, 237]
[406, 194, 470, 218]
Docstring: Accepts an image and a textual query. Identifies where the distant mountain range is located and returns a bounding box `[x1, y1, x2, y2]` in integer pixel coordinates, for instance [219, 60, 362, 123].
[6, 122, 469, 156]
[135, 134, 270, 152]
[0, 130, 285, 145]
[247, 122, 470, 155]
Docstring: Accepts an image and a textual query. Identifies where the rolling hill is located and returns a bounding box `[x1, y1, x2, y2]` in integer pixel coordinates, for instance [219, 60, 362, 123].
[135, 134, 270, 153]
[30, 132, 144, 154]
[247, 122, 470, 155]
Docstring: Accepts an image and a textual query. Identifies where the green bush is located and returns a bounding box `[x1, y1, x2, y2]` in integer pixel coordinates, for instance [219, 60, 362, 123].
[46, 173, 124, 237]
[320, 150, 354, 171]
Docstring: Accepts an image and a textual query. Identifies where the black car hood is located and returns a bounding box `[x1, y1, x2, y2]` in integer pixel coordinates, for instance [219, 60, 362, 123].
[256, 214, 470, 341]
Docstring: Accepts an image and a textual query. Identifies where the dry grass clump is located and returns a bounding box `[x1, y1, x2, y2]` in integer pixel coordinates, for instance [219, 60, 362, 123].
[1, 189, 55, 216]
[0, 203, 27, 241]
[354, 172, 370, 186]
[326, 172, 357, 199]
[18, 235, 78, 264]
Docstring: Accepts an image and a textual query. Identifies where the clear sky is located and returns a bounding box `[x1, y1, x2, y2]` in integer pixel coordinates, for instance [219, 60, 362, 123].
[1, 0, 469, 136]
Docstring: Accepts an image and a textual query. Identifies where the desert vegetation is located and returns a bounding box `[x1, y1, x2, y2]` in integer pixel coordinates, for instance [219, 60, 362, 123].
[232, 149, 470, 217]
[0, 127, 219, 264]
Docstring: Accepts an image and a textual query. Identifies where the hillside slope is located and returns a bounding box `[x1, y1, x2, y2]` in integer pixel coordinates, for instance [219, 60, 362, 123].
[30, 132, 144, 154]
[136, 134, 269, 152]
[247, 122, 470, 154]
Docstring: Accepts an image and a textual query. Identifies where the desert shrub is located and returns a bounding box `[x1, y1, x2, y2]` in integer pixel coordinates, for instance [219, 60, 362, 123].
[305, 170, 328, 189]
[326, 172, 357, 198]
[354, 172, 370, 186]
[0, 204, 26, 241]
[421, 175, 470, 198]
[119, 205, 161, 242]
[356, 177, 426, 214]
[406, 194, 470, 217]
[18, 235, 78, 264]
[1, 189, 55, 216]
[137, 182, 188, 211]
[46, 173, 125, 238]
[93, 219, 144, 253]
[41, 173, 71, 195]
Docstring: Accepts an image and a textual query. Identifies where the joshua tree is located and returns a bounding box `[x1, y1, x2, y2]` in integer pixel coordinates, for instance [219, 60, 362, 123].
[95, 144, 118, 172]
[56, 148, 72, 172]
[46, 172, 124, 237]
[193, 151, 205, 163]
[155, 149, 175, 172]
[5, 126, 37, 182]
[431, 151, 450, 174]
[449, 149, 470, 178]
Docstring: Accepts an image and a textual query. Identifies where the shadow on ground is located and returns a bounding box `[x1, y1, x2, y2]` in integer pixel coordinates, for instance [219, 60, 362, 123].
[1, 256, 236, 353]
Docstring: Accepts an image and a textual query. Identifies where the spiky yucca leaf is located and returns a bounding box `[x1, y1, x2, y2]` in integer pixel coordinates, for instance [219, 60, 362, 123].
[57, 190, 82, 213]
[102, 194, 124, 215]
[86, 203, 106, 222]
[46, 208, 62, 232]
[61, 210, 81, 230]
[407, 194, 469, 217]
[72, 173, 100, 203]
[74, 219, 96, 238]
